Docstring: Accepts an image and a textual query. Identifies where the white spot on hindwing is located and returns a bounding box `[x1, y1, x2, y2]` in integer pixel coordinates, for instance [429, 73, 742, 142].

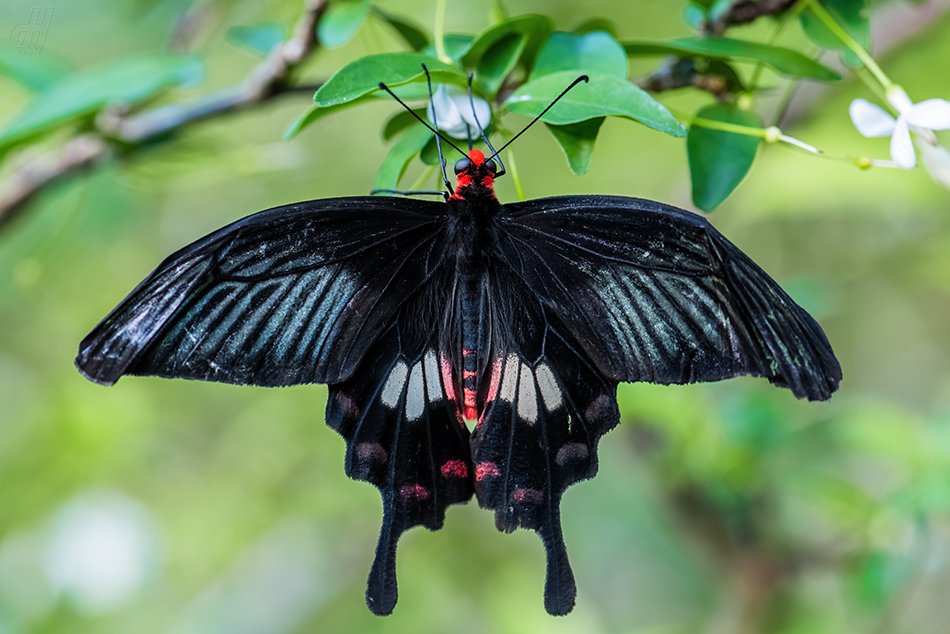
[381, 361, 408, 409]
[499, 354, 519, 402]
[423, 350, 442, 403]
[517, 363, 538, 424]
[405, 362, 425, 421]
[534, 363, 562, 411]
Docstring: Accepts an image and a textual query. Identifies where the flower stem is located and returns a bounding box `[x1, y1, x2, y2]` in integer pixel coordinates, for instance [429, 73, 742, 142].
[434, 0, 450, 64]
[673, 110, 769, 139]
[506, 148, 525, 201]
[804, 0, 893, 91]
[488, 0, 506, 23]
[410, 164, 437, 192]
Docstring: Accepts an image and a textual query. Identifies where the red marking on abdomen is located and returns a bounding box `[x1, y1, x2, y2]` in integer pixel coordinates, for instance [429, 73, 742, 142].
[512, 488, 543, 505]
[399, 484, 430, 500]
[475, 462, 499, 481]
[463, 370, 477, 379]
[463, 388, 477, 421]
[441, 459, 468, 478]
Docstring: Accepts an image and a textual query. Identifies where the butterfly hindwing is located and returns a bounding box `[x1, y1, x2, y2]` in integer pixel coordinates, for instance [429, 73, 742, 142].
[471, 279, 620, 616]
[497, 195, 841, 401]
[76, 197, 449, 387]
[326, 292, 474, 616]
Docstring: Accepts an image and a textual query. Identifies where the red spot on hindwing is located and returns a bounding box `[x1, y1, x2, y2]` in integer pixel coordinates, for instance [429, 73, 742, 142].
[399, 484, 429, 500]
[512, 488, 543, 505]
[439, 353, 456, 402]
[441, 460, 468, 478]
[475, 462, 499, 481]
[356, 442, 387, 464]
[485, 358, 503, 403]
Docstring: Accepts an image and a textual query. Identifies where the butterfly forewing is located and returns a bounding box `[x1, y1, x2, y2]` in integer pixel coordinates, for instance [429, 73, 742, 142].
[76, 197, 449, 387]
[496, 195, 841, 400]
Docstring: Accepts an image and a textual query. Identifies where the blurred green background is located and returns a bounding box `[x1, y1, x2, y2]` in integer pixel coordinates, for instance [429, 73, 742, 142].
[2, 0, 950, 633]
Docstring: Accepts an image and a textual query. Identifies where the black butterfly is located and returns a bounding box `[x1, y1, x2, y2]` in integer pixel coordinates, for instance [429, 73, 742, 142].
[76, 92, 841, 616]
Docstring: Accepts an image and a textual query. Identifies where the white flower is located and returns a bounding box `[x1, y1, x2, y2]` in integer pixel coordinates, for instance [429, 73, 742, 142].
[917, 138, 950, 190]
[849, 88, 950, 169]
[426, 85, 491, 140]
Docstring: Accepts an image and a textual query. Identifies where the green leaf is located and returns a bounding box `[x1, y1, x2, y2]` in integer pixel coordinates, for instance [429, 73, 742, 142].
[531, 31, 628, 79]
[318, 0, 372, 49]
[0, 49, 71, 92]
[800, 0, 870, 67]
[375, 124, 433, 191]
[226, 23, 286, 56]
[382, 109, 427, 140]
[572, 19, 618, 38]
[623, 37, 841, 81]
[0, 54, 203, 149]
[506, 71, 685, 137]
[285, 98, 369, 139]
[419, 135, 442, 165]
[462, 15, 552, 72]
[421, 35, 475, 62]
[546, 117, 604, 175]
[476, 33, 527, 97]
[314, 53, 467, 107]
[687, 103, 761, 211]
[287, 83, 432, 139]
[372, 7, 429, 51]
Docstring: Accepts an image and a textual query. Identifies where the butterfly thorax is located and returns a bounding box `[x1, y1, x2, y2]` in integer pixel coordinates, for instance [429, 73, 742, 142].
[447, 149, 501, 272]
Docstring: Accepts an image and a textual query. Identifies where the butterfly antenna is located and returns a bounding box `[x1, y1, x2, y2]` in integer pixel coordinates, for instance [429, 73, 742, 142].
[376, 74, 468, 190]
[488, 75, 589, 162]
[466, 74, 506, 177]
[422, 65, 453, 192]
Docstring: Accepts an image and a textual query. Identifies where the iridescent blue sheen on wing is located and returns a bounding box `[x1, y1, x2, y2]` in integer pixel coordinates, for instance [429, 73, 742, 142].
[496, 195, 841, 400]
[76, 197, 449, 387]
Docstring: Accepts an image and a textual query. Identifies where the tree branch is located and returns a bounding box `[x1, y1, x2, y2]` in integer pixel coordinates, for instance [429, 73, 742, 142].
[704, 0, 800, 36]
[0, 0, 327, 231]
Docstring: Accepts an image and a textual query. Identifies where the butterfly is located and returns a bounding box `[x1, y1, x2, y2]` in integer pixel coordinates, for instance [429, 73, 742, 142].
[75, 76, 841, 616]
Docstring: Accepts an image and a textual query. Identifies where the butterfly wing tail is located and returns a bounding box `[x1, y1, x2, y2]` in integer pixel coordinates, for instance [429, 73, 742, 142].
[327, 316, 474, 616]
[472, 298, 620, 615]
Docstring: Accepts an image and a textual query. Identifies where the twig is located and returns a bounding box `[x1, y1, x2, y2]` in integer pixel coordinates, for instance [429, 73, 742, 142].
[705, 0, 800, 36]
[0, 135, 106, 227]
[0, 0, 327, 231]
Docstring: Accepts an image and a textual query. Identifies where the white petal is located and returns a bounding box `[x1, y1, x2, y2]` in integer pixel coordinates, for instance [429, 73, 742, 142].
[426, 85, 467, 138]
[849, 99, 896, 138]
[886, 87, 914, 115]
[905, 99, 950, 131]
[889, 116, 916, 169]
[917, 140, 950, 190]
[458, 94, 491, 132]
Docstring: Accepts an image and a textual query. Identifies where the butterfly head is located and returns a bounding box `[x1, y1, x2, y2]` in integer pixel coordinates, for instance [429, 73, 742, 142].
[451, 149, 497, 200]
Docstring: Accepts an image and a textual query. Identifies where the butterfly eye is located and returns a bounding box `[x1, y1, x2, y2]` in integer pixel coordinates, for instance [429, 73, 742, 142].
[484, 159, 497, 175]
[454, 158, 471, 175]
